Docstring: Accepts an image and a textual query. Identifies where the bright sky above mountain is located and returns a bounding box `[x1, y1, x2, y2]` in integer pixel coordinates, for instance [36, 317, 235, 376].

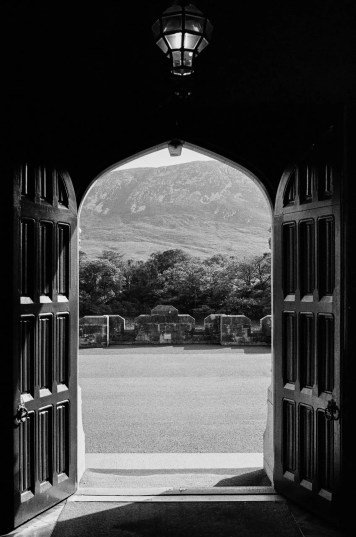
[115, 148, 214, 170]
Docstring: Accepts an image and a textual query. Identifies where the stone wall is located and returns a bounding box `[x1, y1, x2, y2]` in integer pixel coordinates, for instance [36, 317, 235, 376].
[79, 316, 108, 347]
[220, 315, 253, 345]
[204, 313, 271, 346]
[79, 314, 128, 347]
[79, 310, 271, 348]
[134, 305, 195, 344]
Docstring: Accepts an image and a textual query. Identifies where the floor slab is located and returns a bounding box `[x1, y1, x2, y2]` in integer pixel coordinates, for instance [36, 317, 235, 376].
[85, 452, 263, 470]
[81, 452, 268, 490]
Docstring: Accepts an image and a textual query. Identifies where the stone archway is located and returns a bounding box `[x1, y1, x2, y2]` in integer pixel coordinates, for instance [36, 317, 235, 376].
[77, 142, 275, 484]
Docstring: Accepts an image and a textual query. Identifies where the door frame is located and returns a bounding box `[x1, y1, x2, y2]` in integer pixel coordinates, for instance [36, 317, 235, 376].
[76, 142, 276, 482]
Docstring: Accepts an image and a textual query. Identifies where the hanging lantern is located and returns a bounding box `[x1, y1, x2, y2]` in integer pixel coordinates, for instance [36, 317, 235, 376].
[152, 2, 213, 76]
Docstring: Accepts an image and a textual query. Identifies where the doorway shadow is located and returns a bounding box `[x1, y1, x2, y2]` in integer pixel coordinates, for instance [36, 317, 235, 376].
[51, 500, 304, 537]
[214, 468, 271, 487]
[79, 466, 271, 490]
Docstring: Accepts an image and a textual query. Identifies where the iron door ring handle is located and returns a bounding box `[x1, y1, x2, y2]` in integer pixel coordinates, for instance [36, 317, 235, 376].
[15, 404, 29, 425]
[325, 399, 340, 421]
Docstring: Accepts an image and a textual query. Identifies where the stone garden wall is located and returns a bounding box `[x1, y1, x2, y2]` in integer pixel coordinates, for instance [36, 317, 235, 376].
[204, 314, 271, 345]
[79, 316, 109, 348]
[134, 305, 195, 344]
[79, 306, 271, 348]
[79, 314, 126, 347]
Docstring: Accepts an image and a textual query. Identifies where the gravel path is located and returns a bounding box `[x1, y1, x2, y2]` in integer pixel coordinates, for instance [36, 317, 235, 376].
[79, 345, 272, 453]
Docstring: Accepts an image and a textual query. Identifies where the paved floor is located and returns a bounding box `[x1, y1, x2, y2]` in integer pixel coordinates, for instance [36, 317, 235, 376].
[79, 345, 272, 453]
[1, 496, 347, 537]
[80, 453, 267, 490]
[84, 452, 264, 470]
[1, 452, 346, 536]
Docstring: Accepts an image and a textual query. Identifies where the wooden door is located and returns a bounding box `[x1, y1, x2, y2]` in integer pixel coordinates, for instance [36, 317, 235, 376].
[273, 127, 342, 521]
[11, 163, 78, 529]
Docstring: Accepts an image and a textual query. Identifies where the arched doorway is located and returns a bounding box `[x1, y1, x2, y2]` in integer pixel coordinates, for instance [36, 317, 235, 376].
[77, 143, 274, 488]
[5, 126, 344, 532]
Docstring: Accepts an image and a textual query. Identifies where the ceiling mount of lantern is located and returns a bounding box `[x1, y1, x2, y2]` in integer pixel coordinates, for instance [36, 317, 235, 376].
[152, 2, 213, 76]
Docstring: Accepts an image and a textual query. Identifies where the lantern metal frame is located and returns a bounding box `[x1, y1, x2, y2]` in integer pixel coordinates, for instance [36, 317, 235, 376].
[152, 2, 213, 76]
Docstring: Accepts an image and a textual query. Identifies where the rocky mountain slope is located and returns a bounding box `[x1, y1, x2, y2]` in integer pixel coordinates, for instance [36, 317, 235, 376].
[79, 160, 271, 261]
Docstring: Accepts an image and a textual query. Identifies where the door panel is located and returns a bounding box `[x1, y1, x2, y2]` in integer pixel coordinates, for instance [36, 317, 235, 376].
[12, 164, 78, 529]
[273, 128, 342, 520]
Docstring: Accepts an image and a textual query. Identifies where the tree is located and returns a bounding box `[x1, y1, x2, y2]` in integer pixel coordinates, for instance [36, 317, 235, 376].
[124, 259, 160, 306]
[78, 248, 271, 321]
[220, 253, 271, 318]
[149, 249, 191, 274]
[79, 257, 126, 316]
[99, 249, 125, 268]
[159, 258, 213, 311]
[203, 253, 230, 266]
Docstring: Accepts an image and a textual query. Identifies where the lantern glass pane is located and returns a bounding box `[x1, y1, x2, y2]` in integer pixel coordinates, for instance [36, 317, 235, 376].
[156, 37, 169, 54]
[152, 20, 160, 40]
[185, 15, 204, 33]
[165, 32, 183, 49]
[183, 32, 200, 50]
[162, 15, 182, 32]
[197, 37, 208, 54]
[205, 20, 213, 40]
[183, 50, 193, 67]
[172, 50, 182, 67]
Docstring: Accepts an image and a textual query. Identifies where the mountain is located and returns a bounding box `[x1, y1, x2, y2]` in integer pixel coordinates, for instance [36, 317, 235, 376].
[79, 160, 271, 261]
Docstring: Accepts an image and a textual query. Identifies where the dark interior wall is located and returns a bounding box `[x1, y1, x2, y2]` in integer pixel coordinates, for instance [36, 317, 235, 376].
[1, 1, 354, 204]
[0, 3, 355, 527]
[70, 102, 343, 205]
[340, 104, 356, 522]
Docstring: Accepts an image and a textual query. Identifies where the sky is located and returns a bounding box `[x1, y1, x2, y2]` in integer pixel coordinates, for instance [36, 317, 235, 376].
[115, 147, 214, 170]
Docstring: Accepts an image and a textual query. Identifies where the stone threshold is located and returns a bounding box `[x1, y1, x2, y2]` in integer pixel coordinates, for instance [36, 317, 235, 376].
[85, 452, 264, 471]
[71, 493, 283, 503]
[76, 485, 276, 496]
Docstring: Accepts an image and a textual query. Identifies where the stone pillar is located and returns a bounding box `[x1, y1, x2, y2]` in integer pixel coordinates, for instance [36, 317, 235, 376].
[77, 385, 86, 482]
[263, 383, 274, 484]
[260, 314, 272, 335]
[260, 315, 272, 344]
[204, 314, 224, 343]
[106, 315, 125, 345]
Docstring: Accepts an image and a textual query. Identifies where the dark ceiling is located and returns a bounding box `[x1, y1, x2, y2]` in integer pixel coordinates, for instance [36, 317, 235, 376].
[1, 1, 355, 200]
